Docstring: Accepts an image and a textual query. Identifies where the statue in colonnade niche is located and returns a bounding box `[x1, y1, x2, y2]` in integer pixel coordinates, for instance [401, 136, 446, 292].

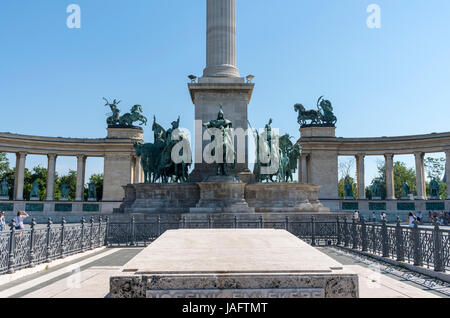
[0, 179, 9, 198]
[60, 182, 70, 201]
[430, 178, 440, 199]
[402, 181, 410, 198]
[294, 96, 337, 127]
[371, 180, 382, 199]
[30, 181, 40, 201]
[344, 177, 354, 199]
[134, 115, 191, 183]
[88, 182, 97, 201]
[103, 98, 147, 127]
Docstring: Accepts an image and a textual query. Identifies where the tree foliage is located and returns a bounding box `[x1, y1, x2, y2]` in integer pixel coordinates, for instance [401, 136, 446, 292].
[85, 173, 103, 201]
[368, 161, 417, 199]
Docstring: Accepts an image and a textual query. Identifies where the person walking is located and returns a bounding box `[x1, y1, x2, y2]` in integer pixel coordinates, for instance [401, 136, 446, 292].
[407, 212, 416, 228]
[381, 211, 387, 222]
[372, 211, 377, 223]
[416, 211, 423, 223]
[14, 210, 29, 230]
[0, 211, 6, 231]
[353, 211, 360, 223]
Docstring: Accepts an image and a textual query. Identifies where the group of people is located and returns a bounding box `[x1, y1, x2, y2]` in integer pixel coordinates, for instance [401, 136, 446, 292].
[0, 210, 30, 231]
[352, 210, 449, 228]
[428, 211, 449, 225]
[353, 210, 387, 223]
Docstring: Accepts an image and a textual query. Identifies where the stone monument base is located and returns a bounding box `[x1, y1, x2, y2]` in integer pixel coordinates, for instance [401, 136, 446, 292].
[0, 196, 9, 201]
[190, 176, 254, 214]
[110, 229, 358, 298]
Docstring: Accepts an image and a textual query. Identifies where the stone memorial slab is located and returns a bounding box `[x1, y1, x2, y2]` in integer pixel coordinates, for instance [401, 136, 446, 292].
[110, 229, 358, 298]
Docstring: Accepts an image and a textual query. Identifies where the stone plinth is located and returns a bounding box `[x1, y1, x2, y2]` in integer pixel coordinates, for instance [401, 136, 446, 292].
[106, 127, 143, 140]
[0, 196, 9, 201]
[245, 183, 330, 213]
[110, 229, 358, 298]
[118, 183, 200, 214]
[190, 176, 254, 213]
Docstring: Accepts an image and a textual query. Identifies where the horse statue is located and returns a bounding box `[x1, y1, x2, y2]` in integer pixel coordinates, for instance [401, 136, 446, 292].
[294, 104, 321, 126]
[317, 96, 337, 125]
[119, 104, 147, 127]
[103, 98, 121, 126]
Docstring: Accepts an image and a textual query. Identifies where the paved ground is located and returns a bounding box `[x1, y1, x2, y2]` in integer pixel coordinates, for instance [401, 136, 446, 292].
[0, 245, 447, 298]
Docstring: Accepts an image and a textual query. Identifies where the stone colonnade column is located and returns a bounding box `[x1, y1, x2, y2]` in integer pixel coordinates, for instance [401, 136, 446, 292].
[45, 154, 57, 201]
[385, 153, 395, 200]
[414, 152, 426, 200]
[446, 149, 450, 199]
[203, 0, 239, 77]
[355, 153, 365, 199]
[75, 155, 86, 201]
[14, 152, 27, 200]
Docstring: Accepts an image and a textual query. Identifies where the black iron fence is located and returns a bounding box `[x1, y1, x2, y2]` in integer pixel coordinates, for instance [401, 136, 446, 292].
[0, 217, 107, 275]
[1, 215, 448, 275]
[106, 216, 450, 272]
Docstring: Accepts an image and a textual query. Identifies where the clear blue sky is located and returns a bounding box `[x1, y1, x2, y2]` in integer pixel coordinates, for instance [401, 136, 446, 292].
[1, 0, 449, 183]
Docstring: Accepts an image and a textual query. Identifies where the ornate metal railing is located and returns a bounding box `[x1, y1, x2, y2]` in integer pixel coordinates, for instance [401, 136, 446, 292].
[0, 216, 107, 275]
[106, 216, 450, 273]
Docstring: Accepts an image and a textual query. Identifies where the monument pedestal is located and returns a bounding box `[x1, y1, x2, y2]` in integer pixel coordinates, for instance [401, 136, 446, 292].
[0, 196, 9, 201]
[190, 176, 254, 213]
[110, 229, 358, 298]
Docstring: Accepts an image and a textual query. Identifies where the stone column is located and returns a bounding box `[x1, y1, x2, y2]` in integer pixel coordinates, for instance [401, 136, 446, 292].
[356, 154, 365, 199]
[203, 0, 239, 78]
[14, 152, 27, 201]
[414, 152, 426, 200]
[300, 155, 308, 183]
[134, 156, 142, 184]
[385, 153, 395, 200]
[445, 150, 450, 199]
[75, 155, 86, 201]
[45, 154, 57, 201]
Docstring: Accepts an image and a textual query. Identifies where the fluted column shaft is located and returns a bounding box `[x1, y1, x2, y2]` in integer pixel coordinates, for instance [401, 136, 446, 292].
[356, 154, 365, 199]
[203, 0, 239, 77]
[46, 154, 57, 201]
[414, 152, 426, 200]
[385, 153, 395, 200]
[14, 152, 27, 200]
[75, 155, 86, 201]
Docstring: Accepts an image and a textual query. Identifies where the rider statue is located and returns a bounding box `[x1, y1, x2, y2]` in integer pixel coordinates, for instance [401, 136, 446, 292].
[203, 105, 234, 176]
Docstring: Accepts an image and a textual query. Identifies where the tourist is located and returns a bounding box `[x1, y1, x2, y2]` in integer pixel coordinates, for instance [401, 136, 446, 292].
[440, 211, 445, 224]
[372, 211, 377, 223]
[428, 211, 433, 223]
[0, 211, 6, 231]
[407, 212, 416, 228]
[14, 210, 29, 230]
[353, 211, 360, 223]
[416, 211, 423, 223]
[381, 211, 387, 222]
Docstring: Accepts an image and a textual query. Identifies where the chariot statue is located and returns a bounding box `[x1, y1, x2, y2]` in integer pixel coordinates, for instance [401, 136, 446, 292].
[104, 98, 147, 127]
[294, 96, 337, 127]
[203, 105, 236, 176]
[134, 116, 191, 183]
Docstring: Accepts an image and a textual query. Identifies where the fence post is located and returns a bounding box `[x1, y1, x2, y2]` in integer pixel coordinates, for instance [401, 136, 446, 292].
[352, 217, 357, 249]
[336, 217, 341, 246]
[60, 217, 66, 259]
[395, 217, 404, 262]
[7, 219, 16, 274]
[433, 220, 444, 272]
[80, 217, 86, 252]
[234, 216, 238, 229]
[311, 216, 316, 246]
[98, 217, 103, 248]
[104, 216, 109, 246]
[381, 219, 389, 257]
[130, 216, 136, 247]
[285, 216, 289, 232]
[89, 216, 94, 250]
[183, 216, 187, 229]
[344, 218, 349, 247]
[371, 222, 376, 253]
[29, 218, 36, 268]
[157, 216, 161, 237]
[208, 215, 213, 229]
[412, 220, 422, 266]
[259, 216, 264, 229]
[361, 217, 368, 252]
[45, 218, 53, 263]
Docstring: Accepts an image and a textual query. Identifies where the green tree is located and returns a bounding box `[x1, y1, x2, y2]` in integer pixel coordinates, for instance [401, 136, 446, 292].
[370, 161, 417, 199]
[0, 153, 10, 176]
[424, 157, 445, 180]
[84, 173, 103, 201]
[24, 166, 48, 201]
